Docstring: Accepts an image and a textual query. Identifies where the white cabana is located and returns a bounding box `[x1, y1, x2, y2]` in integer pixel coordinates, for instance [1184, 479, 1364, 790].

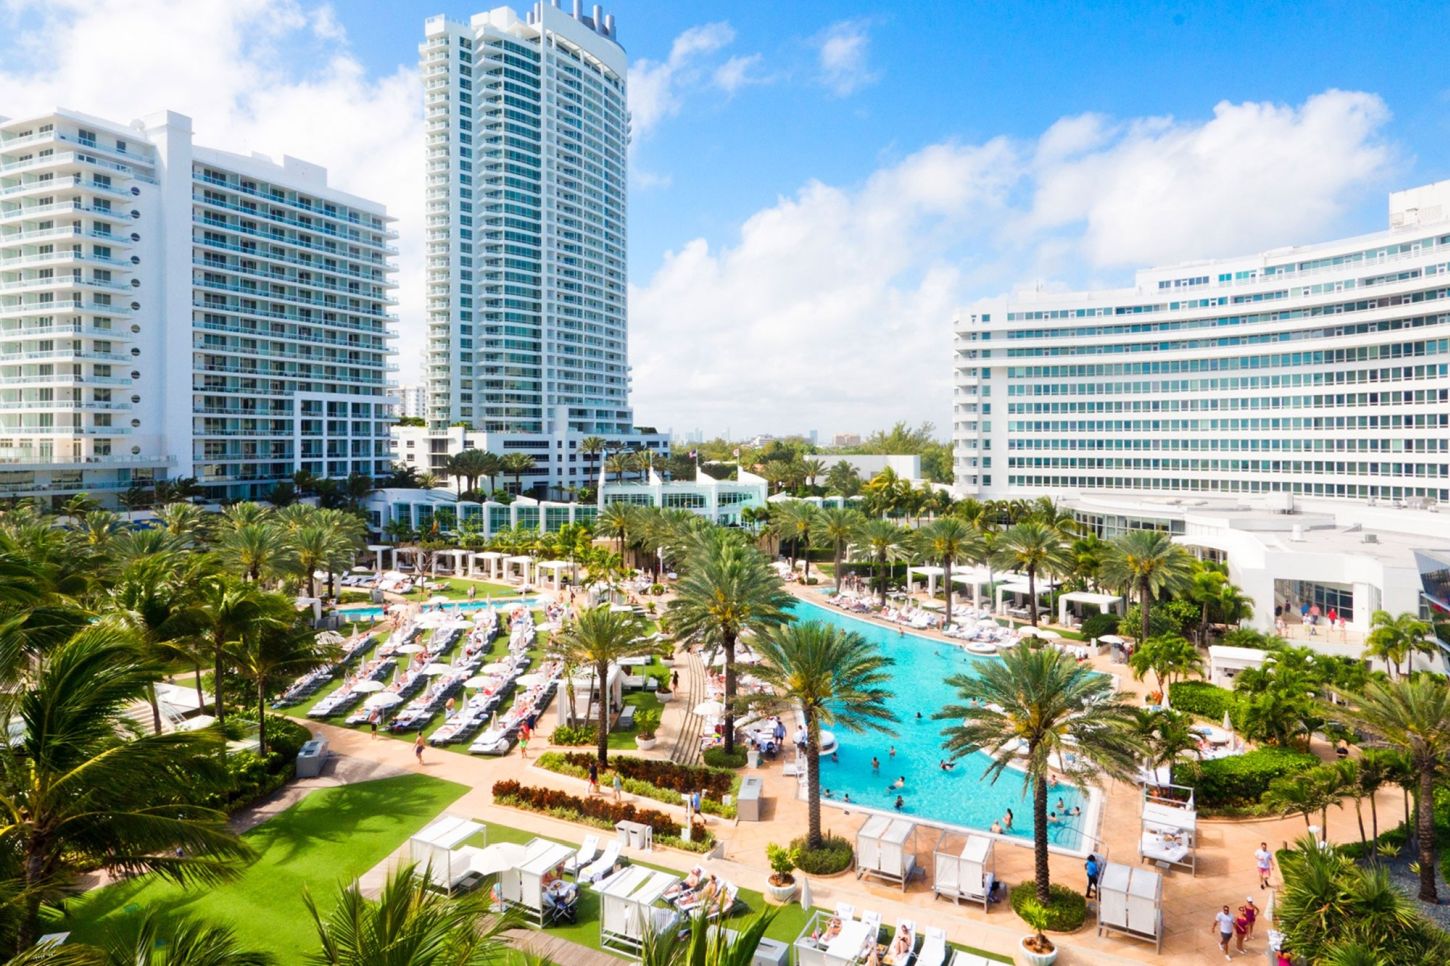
[1207, 644, 1269, 688]
[1057, 590, 1123, 628]
[470, 550, 507, 580]
[855, 815, 918, 891]
[408, 814, 489, 893]
[905, 564, 945, 596]
[1140, 785, 1197, 875]
[435, 548, 467, 576]
[1096, 861, 1164, 953]
[366, 544, 389, 572]
[555, 664, 625, 729]
[994, 577, 1058, 616]
[536, 559, 579, 590]
[599, 866, 681, 954]
[498, 838, 576, 927]
[503, 555, 535, 585]
[931, 831, 996, 910]
[950, 567, 995, 610]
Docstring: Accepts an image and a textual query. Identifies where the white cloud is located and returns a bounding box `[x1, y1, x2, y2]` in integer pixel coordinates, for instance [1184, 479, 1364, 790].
[0, 0, 427, 387]
[627, 21, 735, 138]
[630, 92, 1397, 436]
[814, 19, 877, 96]
[713, 54, 764, 95]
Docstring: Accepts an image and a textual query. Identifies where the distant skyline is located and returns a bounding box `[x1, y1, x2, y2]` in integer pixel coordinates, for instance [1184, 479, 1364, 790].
[3, 0, 1448, 437]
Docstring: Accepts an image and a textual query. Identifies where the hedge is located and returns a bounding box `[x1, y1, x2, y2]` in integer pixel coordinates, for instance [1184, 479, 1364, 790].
[535, 752, 740, 818]
[1169, 680, 1239, 723]
[791, 834, 853, 875]
[1009, 883, 1087, 932]
[703, 748, 748, 769]
[492, 779, 713, 853]
[1173, 747, 1319, 809]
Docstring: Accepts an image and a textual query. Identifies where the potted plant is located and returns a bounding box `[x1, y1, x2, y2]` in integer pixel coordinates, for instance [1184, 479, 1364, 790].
[765, 843, 798, 902]
[634, 707, 662, 751]
[1018, 897, 1058, 966]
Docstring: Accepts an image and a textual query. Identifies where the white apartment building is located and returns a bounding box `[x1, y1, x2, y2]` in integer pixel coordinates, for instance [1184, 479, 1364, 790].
[0, 109, 397, 505]
[413, 2, 665, 497]
[953, 181, 1450, 505]
[397, 383, 427, 419]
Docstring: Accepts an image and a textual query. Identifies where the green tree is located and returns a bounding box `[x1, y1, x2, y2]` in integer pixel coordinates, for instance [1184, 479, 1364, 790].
[557, 605, 648, 768]
[770, 501, 819, 580]
[23, 911, 275, 965]
[0, 626, 250, 950]
[1099, 530, 1193, 641]
[219, 522, 287, 583]
[990, 521, 1071, 626]
[749, 621, 896, 849]
[227, 607, 335, 756]
[856, 517, 907, 606]
[816, 507, 863, 594]
[668, 530, 791, 756]
[1329, 675, 1450, 902]
[823, 461, 862, 497]
[580, 436, 607, 486]
[916, 517, 982, 627]
[1127, 633, 1203, 699]
[935, 646, 1142, 901]
[597, 502, 635, 560]
[105, 552, 203, 733]
[193, 575, 286, 723]
[1364, 610, 1436, 679]
[639, 909, 776, 966]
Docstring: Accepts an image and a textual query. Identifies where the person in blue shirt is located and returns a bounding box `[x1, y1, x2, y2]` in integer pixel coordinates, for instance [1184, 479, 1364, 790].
[1084, 854, 1100, 898]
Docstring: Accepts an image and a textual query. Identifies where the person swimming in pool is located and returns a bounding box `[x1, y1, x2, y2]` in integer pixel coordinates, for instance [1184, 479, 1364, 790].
[871, 756, 880, 771]
[888, 776, 905, 790]
[1003, 809, 1014, 829]
[939, 759, 956, 771]
[894, 795, 905, 810]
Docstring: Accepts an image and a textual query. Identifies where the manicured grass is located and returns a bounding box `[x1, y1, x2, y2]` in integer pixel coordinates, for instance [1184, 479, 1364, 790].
[53, 774, 469, 962]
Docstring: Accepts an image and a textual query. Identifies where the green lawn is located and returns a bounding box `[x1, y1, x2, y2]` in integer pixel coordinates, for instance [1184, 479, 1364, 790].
[53, 775, 469, 962]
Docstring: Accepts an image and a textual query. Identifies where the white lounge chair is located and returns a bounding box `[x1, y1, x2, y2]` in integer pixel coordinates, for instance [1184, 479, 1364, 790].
[885, 920, 916, 962]
[562, 834, 599, 877]
[835, 901, 855, 920]
[916, 926, 947, 966]
[579, 841, 620, 884]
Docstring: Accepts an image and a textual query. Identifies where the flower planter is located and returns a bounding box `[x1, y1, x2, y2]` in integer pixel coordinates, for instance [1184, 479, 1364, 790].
[658, 690, 674, 703]
[1018, 937, 1058, 966]
[635, 736, 658, 751]
[765, 878, 797, 903]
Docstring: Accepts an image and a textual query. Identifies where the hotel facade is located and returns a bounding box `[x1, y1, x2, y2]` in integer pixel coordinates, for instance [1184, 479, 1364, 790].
[415, 2, 665, 498]
[0, 109, 397, 504]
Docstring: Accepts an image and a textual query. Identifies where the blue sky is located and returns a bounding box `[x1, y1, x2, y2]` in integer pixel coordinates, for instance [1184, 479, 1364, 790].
[3, 0, 1448, 437]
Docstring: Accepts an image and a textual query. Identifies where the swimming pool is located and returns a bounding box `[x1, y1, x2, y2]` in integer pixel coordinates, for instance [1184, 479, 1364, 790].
[338, 597, 539, 622]
[789, 596, 1086, 848]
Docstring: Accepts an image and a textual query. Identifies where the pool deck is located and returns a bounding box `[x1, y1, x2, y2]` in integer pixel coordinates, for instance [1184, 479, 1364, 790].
[282, 580, 1396, 966]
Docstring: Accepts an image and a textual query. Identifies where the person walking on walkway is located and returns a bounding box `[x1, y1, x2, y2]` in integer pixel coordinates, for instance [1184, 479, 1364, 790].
[414, 732, 426, 765]
[1255, 842, 1274, 889]
[1084, 853, 1100, 898]
[587, 759, 599, 795]
[612, 772, 623, 801]
[1240, 897, 1259, 940]
[1215, 905, 1236, 960]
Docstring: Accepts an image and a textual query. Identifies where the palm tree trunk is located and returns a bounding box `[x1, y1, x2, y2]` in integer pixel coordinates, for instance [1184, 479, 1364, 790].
[1354, 795, 1367, 852]
[876, 556, 886, 607]
[213, 635, 227, 723]
[943, 557, 953, 627]
[193, 659, 205, 714]
[147, 682, 163, 734]
[805, 710, 822, 850]
[1417, 768, 1438, 902]
[1140, 578, 1152, 641]
[834, 543, 843, 593]
[802, 535, 811, 581]
[257, 682, 268, 757]
[1033, 770, 1051, 901]
[1028, 567, 1038, 626]
[722, 631, 737, 757]
[596, 660, 610, 769]
[1199, 603, 1209, 646]
[19, 841, 48, 949]
[1370, 793, 1379, 848]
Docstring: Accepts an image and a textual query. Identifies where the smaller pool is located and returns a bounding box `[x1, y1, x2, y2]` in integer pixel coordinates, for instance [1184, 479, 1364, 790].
[338, 597, 539, 622]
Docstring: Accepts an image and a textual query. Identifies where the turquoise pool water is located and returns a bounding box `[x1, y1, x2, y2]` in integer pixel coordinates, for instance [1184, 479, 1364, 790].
[789, 597, 1086, 848]
[338, 597, 539, 622]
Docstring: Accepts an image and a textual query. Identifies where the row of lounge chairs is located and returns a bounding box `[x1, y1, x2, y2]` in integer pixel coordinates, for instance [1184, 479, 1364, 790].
[467, 660, 561, 754]
[274, 632, 378, 705]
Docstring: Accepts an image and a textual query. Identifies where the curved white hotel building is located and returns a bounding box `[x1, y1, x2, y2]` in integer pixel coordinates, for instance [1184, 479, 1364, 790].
[954, 183, 1450, 658]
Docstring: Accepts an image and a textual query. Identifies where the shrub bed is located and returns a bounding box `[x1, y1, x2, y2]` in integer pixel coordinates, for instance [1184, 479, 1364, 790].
[1009, 883, 1087, 932]
[1173, 747, 1319, 810]
[550, 724, 597, 746]
[535, 752, 739, 818]
[790, 834, 853, 875]
[492, 779, 713, 853]
[703, 748, 748, 770]
[1168, 680, 1240, 722]
[204, 713, 314, 810]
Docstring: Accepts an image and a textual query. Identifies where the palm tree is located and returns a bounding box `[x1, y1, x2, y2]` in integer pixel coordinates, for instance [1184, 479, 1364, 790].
[1364, 610, 1436, 679]
[1127, 633, 1203, 701]
[27, 911, 275, 965]
[557, 605, 648, 768]
[917, 517, 982, 626]
[990, 521, 1071, 626]
[639, 909, 777, 966]
[750, 622, 896, 849]
[447, 448, 493, 496]
[227, 609, 335, 756]
[857, 517, 906, 606]
[305, 862, 512, 966]
[1329, 675, 1450, 902]
[597, 502, 636, 559]
[153, 502, 209, 546]
[935, 646, 1142, 901]
[220, 521, 288, 583]
[0, 626, 250, 949]
[770, 501, 818, 579]
[1133, 707, 1200, 786]
[801, 458, 826, 489]
[501, 452, 535, 495]
[668, 530, 792, 756]
[605, 452, 630, 484]
[580, 435, 607, 486]
[816, 507, 863, 594]
[105, 552, 203, 733]
[193, 575, 285, 722]
[1099, 530, 1193, 641]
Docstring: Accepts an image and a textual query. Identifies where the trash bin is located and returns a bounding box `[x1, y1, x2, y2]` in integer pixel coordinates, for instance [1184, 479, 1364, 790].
[295, 737, 328, 778]
[747, 747, 760, 768]
[614, 820, 651, 850]
[737, 776, 763, 821]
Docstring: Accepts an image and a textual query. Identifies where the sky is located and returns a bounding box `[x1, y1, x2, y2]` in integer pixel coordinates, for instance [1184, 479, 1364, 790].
[3, 0, 1449, 439]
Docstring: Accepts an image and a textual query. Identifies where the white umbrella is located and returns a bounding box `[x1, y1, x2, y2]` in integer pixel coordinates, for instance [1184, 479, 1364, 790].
[352, 680, 386, 693]
[480, 662, 509, 674]
[1223, 710, 1233, 732]
[1099, 634, 1126, 645]
[422, 662, 452, 676]
[693, 700, 724, 718]
[1035, 628, 1062, 639]
[364, 692, 403, 710]
[396, 643, 425, 654]
[464, 675, 494, 689]
[516, 673, 546, 687]
[316, 630, 344, 646]
[1017, 626, 1045, 638]
[798, 874, 812, 910]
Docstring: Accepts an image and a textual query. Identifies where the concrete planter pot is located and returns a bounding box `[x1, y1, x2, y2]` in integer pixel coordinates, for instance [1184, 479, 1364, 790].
[1018, 937, 1058, 966]
[635, 736, 658, 751]
[765, 877, 798, 903]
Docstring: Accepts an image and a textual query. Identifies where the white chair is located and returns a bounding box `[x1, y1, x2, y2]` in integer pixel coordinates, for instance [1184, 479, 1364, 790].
[562, 834, 598, 877]
[916, 926, 947, 966]
[579, 841, 621, 884]
[835, 902, 855, 920]
[885, 920, 916, 963]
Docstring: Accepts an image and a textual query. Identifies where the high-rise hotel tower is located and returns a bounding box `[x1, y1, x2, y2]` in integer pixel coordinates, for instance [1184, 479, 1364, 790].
[0, 109, 397, 505]
[412, 2, 665, 497]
